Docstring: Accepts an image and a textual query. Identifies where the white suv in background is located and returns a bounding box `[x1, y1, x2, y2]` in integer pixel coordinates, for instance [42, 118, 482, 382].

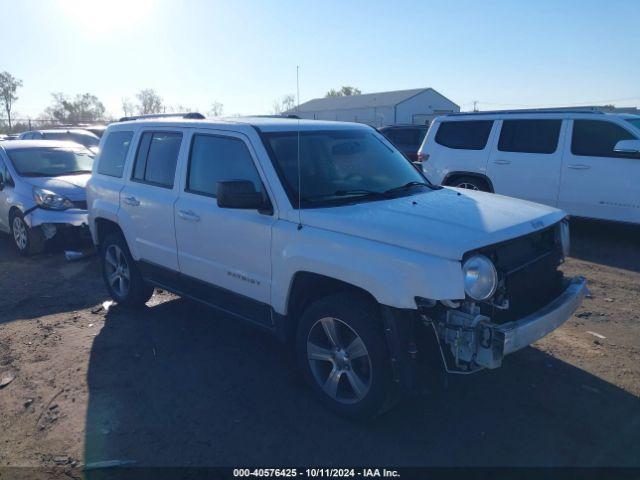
[419, 111, 640, 225]
[87, 114, 586, 418]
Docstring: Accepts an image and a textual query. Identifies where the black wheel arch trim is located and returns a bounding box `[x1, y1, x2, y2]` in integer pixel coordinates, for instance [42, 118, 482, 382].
[443, 171, 494, 192]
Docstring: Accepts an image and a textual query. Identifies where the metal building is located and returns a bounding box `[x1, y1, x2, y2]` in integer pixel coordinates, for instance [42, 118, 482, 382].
[288, 87, 459, 126]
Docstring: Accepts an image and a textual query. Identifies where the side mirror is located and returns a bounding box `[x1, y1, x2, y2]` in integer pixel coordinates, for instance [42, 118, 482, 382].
[217, 180, 269, 212]
[613, 139, 640, 157]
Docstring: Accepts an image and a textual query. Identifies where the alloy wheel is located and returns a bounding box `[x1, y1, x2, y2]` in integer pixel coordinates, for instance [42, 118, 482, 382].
[457, 182, 480, 190]
[307, 317, 372, 404]
[104, 244, 131, 298]
[12, 217, 28, 251]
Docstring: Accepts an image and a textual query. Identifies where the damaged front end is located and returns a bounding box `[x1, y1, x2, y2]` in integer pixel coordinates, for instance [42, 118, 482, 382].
[421, 275, 587, 373]
[420, 221, 588, 374]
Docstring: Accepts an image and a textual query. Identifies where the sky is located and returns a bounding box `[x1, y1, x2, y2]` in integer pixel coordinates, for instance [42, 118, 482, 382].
[1, 0, 639, 119]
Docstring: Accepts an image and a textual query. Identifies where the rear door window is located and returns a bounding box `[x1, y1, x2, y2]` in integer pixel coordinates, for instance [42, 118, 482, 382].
[498, 119, 562, 154]
[435, 120, 493, 150]
[571, 120, 636, 158]
[132, 131, 183, 188]
[97, 131, 133, 177]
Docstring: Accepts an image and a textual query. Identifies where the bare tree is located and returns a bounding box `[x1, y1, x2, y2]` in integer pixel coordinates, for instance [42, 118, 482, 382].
[136, 89, 163, 115]
[121, 97, 135, 117]
[0, 71, 23, 131]
[166, 104, 192, 113]
[208, 101, 224, 117]
[271, 94, 296, 115]
[44, 92, 106, 124]
[326, 86, 362, 97]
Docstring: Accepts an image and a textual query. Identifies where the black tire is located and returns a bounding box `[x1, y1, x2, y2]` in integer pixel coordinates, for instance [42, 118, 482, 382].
[296, 292, 399, 419]
[449, 175, 490, 192]
[101, 231, 153, 308]
[10, 211, 45, 257]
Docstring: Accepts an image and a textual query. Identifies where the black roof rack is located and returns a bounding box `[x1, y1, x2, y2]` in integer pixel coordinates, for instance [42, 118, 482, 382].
[246, 114, 301, 119]
[118, 112, 205, 122]
[445, 109, 605, 116]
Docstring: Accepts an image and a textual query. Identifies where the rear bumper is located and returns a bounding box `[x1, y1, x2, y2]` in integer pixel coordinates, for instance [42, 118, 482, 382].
[475, 276, 588, 368]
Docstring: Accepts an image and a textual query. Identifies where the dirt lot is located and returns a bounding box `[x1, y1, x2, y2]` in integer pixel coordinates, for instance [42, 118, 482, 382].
[0, 219, 639, 474]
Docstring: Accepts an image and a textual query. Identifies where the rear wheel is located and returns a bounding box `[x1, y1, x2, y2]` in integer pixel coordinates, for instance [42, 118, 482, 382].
[296, 293, 398, 419]
[10, 211, 45, 256]
[101, 232, 153, 308]
[449, 175, 490, 192]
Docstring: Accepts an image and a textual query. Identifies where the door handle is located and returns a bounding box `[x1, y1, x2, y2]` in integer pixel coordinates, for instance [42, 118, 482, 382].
[567, 164, 591, 170]
[493, 159, 511, 165]
[123, 195, 140, 206]
[178, 209, 200, 222]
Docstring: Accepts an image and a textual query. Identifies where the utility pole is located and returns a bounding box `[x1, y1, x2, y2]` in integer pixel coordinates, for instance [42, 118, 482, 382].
[473, 100, 479, 112]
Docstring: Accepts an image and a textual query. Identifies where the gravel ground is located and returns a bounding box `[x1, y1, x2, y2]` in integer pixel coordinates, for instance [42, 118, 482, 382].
[0, 219, 638, 476]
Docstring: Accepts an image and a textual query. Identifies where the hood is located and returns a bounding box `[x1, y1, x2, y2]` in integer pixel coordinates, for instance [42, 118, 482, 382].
[25, 174, 90, 201]
[301, 187, 566, 260]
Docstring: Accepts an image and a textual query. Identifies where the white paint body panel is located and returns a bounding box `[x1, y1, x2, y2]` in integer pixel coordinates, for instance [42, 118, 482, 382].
[173, 129, 275, 305]
[486, 120, 567, 207]
[558, 120, 640, 223]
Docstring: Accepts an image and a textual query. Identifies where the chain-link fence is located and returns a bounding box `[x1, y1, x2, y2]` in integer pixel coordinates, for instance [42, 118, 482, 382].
[0, 117, 108, 135]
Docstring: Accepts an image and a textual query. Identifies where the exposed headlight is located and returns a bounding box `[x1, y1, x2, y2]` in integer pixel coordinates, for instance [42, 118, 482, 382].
[33, 187, 74, 210]
[560, 219, 570, 258]
[462, 254, 498, 301]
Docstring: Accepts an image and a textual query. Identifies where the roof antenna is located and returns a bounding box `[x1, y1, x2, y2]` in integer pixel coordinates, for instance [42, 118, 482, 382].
[296, 65, 303, 231]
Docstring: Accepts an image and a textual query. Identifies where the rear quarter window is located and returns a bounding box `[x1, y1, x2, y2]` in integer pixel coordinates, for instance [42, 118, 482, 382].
[435, 120, 493, 150]
[97, 131, 133, 177]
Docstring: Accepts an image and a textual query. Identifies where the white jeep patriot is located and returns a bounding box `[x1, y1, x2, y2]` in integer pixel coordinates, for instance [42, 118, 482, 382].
[87, 114, 587, 418]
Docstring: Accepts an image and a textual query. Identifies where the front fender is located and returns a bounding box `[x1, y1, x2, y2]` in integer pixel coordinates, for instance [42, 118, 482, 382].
[271, 222, 464, 314]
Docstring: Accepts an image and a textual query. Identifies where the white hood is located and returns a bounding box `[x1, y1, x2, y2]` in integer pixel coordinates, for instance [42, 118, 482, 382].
[301, 187, 565, 260]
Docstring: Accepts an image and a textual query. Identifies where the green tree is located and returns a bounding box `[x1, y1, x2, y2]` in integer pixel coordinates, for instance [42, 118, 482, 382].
[325, 86, 362, 97]
[0, 71, 23, 131]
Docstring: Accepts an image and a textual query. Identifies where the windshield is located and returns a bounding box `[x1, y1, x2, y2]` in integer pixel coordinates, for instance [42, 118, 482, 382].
[7, 147, 94, 177]
[264, 129, 430, 207]
[625, 118, 640, 131]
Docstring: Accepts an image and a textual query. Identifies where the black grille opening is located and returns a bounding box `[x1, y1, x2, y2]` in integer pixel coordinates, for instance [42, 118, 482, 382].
[72, 201, 87, 210]
[475, 224, 563, 323]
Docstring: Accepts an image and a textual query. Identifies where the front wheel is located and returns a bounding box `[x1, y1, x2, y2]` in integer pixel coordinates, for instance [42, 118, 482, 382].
[101, 232, 154, 308]
[10, 211, 45, 256]
[296, 293, 398, 419]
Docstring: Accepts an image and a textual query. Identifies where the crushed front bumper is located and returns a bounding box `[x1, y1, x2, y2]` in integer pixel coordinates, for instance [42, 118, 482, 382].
[24, 207, 88, 228]
[433, 276, 589, 371]
[475, 276, 588, 368]
[501, 276, 588, 355]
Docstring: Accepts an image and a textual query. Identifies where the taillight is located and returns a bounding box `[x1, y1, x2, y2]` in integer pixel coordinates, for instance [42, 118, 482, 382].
[417, 152, 429, 162]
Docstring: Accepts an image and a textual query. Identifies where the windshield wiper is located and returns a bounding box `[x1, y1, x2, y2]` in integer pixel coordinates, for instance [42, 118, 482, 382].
[19, 172, 51, 177]
[384, 181, 432, 194]
[304, 189, 392, 202]
[56, 170, 92, 176]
